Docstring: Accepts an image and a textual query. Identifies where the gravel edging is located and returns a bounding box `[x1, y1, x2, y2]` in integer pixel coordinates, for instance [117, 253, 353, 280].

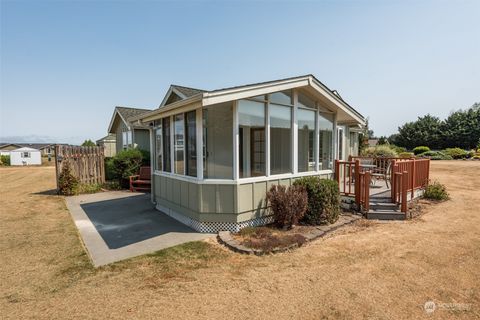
[217, 214, 362, 255]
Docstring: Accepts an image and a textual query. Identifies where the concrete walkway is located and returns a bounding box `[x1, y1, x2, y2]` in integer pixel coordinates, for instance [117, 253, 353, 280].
[65, 191, 214, 267]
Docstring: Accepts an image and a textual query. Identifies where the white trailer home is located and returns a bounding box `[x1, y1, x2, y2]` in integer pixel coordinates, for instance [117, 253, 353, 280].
[10, 147, 42, 166]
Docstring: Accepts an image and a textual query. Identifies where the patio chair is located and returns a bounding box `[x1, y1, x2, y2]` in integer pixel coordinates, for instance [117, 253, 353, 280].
[129, 166, 151, 192]
[370, 160, 391, 188]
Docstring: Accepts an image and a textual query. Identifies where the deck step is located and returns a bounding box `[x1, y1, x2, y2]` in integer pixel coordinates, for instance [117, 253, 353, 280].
[369, 202, 400, 211]
[367, 211, 406, 220]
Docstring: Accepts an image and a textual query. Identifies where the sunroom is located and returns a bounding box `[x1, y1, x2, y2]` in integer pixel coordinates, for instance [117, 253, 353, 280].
[135, 75, 365, 232]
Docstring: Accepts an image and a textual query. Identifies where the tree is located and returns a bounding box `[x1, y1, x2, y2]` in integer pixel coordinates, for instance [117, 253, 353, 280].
[395, 115, 443, 150]
[81, 139, 96, 147]
[377, 136, 388, 145]
[441, 103, 480, 149]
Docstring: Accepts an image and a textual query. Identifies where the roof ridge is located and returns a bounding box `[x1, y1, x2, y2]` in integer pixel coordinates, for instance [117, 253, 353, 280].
[171, 84, 206, 92]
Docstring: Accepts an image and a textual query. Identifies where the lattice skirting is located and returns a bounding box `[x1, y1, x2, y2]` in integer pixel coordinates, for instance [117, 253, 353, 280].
[156, 203, 274, 233]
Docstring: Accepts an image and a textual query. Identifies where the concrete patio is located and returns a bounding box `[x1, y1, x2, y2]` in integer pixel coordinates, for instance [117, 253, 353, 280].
[65, 191, 214, 267]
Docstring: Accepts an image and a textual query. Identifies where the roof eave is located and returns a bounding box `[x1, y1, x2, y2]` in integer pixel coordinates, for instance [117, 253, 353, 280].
[135, 94, 204, 123]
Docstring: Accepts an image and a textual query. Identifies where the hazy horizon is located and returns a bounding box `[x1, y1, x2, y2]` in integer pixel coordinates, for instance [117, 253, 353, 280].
[1, 1, 479, 145]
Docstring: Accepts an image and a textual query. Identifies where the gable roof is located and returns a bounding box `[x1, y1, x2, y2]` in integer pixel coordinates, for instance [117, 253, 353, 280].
[108, 106, 152, 133]
[12, 147, 40, 152]
[136, 74, 365, 126]
[160, 85, 206, 107]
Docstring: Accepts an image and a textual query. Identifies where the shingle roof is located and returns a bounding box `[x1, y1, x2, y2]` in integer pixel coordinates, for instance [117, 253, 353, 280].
[171, 85, 205, 98]
[116, 106, 152, 122]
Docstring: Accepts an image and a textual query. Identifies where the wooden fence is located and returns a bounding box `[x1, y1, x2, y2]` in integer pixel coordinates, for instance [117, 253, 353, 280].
[55, 145, 105, 190]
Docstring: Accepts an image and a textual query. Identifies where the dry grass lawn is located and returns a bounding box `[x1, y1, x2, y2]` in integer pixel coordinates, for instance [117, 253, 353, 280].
[1, 161, 479, 319]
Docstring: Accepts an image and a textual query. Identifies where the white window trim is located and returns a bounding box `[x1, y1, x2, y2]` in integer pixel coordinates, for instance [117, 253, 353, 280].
[154, 169, 333, 185]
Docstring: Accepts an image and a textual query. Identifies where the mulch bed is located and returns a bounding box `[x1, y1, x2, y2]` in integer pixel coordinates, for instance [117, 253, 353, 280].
[218, 214, 362, 255]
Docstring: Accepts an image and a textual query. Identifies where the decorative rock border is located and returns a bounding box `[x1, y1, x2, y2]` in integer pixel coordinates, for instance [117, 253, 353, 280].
[218, 214, 362, 255]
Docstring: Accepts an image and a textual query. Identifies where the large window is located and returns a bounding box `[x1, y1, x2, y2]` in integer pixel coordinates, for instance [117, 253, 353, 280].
[270, 104, 292, 175]
[155, 123, 163, 171]
[185, 111, 197, 177]
[204, 103, 233, 179]
[338, 127, 344, 160]
[122, 130, 132, 149]
[319, 112, 334, 170]
[162, 117, 171, 172]
[238, 100, 266, 178]
[174, 114, 185, 174]
[298, 108, 315, 172]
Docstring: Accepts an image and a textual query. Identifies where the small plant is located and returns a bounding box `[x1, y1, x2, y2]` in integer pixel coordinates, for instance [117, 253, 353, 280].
[76, 183, 102, 194]
[361, 145, 398, 157]
[58, 162, 79, 196]
[423, 180, 449, 201]
[293, 177, 340, 225]
[398, 152, 414, 158]
[443, 147, 468, 159]
[413, 146, 430, 155]
[417, 150, 453, 160]
[104, 157, 116, 180]
[0, 155, 10, 166]
[266, 184, 308, 229]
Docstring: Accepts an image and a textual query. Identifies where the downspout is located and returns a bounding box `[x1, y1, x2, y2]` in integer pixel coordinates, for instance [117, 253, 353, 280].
[148, 124, 156, 204]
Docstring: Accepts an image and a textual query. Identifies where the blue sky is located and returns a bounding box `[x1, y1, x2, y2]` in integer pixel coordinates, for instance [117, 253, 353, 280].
[1, 0, 479, 144]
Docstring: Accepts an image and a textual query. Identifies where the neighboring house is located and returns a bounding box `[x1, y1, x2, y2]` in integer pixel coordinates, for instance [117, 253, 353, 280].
[0, 143, 54, 156]
[10, 147, 42, 165]
[0, 143, 23, 156]
[133, 74, 366, 232]
[107, 106, 152, 153]
[96, 134, 116, 157]
[368, 139, 379, 147]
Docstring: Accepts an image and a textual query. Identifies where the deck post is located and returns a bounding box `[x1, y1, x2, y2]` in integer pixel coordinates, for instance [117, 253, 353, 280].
[354, 160, 360, 210]
[390, 160, 397, 202]
[364, 171, 370, 213]
[411, 159, 416, 199]
[401, 171, 408, 213]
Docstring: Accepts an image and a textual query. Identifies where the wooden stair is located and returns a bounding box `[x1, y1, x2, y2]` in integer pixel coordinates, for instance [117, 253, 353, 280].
[366, 196, 406, 220]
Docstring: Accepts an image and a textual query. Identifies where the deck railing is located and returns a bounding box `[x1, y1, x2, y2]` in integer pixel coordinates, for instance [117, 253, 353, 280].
[336, 156, 430, 215]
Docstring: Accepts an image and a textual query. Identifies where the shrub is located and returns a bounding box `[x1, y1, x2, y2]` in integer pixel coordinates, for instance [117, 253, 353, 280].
[423, 181, 449, 201]
[58, 162, 79, 196]
[0, 155, 10, 166]
[139, 149, 151, 166]
[417, 150, 453, 160]
[104, 157, 116, 180]
[112, 149, 143, 188]
[413, 146, 430, 155]
[361, 145, 398, 157]
[390, 145, 407, 154]
[293, 177, 340, 225]
[398, 152, 414, 158]
[443, 147, 468, 159]
[266, 184, 308, 229]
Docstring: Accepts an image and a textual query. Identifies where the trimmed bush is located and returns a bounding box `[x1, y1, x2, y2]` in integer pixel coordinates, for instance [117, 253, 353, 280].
[418, 150, 452, 160]
[443, 147, 468, 159]
[361, 145, 398, 158]
[112, 149, 143, 188]
[0, 155, 10, 166]
[398, 152, 414, 158]
[423, 181, 449, 201]
[266, 184, 308, 229]
[104, 157, 116, 180]
[413, 146, 430, 155]
[58, 162, 79, 196]
[293, 177, 340, 225]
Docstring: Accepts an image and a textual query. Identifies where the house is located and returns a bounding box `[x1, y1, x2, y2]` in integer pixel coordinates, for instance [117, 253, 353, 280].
[10, 147, 42, 165]
[0, 143, 54, 157]
[133, 75, 366, 232]
[107, 106, 152, 153]
[96, 134, 116, 157]
[0, 143, 23, 156]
